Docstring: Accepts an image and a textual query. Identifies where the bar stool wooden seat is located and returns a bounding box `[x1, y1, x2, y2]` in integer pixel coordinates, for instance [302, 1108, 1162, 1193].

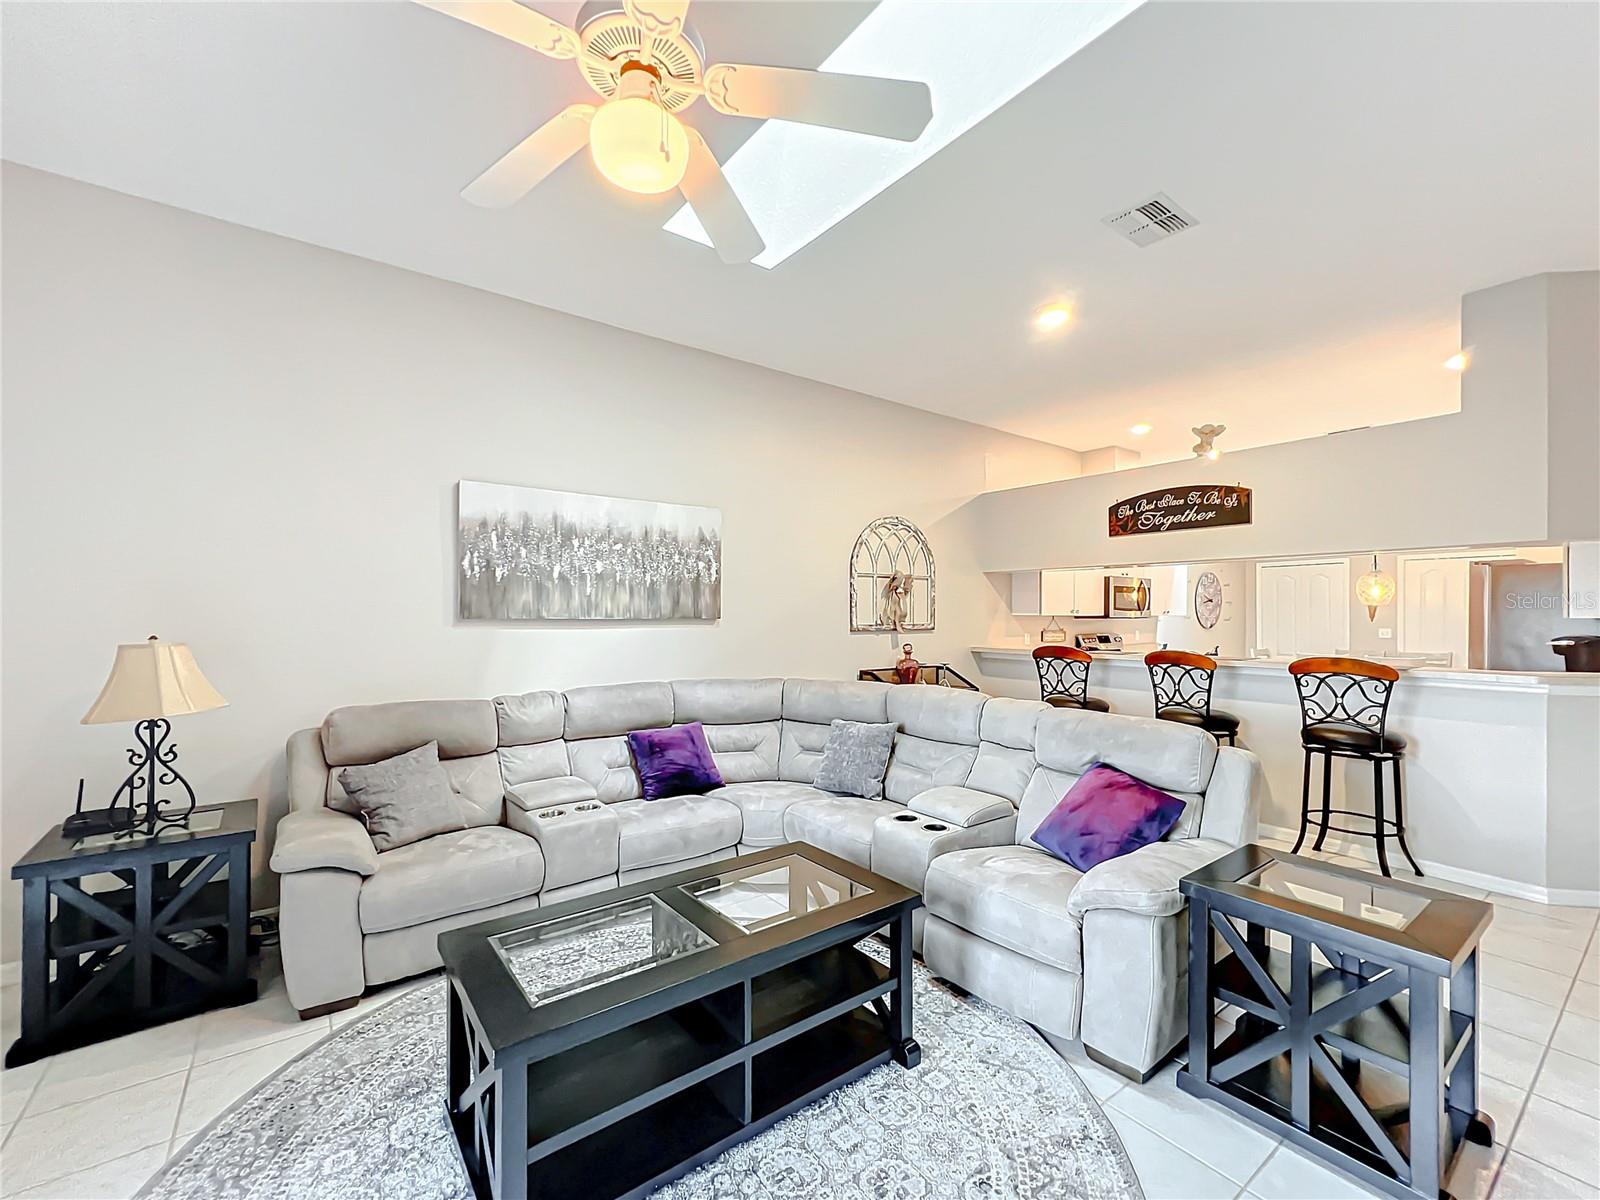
[1032, 645, 1111, 712]
[1144, 651, 1239, 745]
[1288, 656, 1421, 878]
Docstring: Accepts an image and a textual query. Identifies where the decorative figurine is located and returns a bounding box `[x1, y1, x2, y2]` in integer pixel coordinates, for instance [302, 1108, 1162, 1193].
[895, 643, 921, 684]
[881, 571, 913, 632]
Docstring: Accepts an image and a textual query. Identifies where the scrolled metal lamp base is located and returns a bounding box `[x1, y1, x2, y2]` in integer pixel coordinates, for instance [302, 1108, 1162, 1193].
[109, 717, 198, 839]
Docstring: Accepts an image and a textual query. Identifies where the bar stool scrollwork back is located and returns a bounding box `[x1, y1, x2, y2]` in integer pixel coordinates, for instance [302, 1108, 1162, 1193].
[1032, 646, 1111, 712]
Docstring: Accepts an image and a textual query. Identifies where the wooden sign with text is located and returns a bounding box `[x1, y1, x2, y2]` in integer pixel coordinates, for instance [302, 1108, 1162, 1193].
[1108, 485, 1252, 537]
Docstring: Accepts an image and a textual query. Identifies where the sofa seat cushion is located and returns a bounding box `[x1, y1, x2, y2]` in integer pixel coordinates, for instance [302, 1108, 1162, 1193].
[924, 845, 1084, 973]
[707, 781, 834, 847]
[782, 795, 892, 868]
[359, 826, 546, 934]
[612, 796, 743, 871]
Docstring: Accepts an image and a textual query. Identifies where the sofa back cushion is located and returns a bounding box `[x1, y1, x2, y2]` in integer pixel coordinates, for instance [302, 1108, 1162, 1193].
[563, 682, 675, 739]
[671, 679, 782, 784]
[319, 699, 504, 827]
[322, 699, 497, 766]
[884, 735, 980, 804]
[881, 686, 985, 804]
[494, 691, 571, 791]
[1017, 707, 1216, 848]
[778, 679, 889, 783]
[702, 723, 780, 784]
[559, 683, 674, 805]
[967, 697, 1048, 804]
[671, 678, 783, 725]
[1034, 707, 1217, 794]
[568, 735, 643, 804]
[886, 685, 986, 743]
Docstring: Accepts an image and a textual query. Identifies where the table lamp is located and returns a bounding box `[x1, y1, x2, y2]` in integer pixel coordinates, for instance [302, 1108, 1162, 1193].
[81, 636, 228, 837]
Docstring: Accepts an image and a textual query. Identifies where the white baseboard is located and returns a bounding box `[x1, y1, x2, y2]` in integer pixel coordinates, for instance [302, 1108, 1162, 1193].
[1258, 823, 1600, 909]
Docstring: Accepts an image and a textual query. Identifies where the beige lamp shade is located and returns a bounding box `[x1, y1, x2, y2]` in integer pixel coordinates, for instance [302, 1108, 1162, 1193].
[81, 637, 228, 725]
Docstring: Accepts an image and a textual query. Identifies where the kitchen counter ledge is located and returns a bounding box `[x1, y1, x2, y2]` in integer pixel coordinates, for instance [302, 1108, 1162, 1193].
[970, 645, 1600, 693]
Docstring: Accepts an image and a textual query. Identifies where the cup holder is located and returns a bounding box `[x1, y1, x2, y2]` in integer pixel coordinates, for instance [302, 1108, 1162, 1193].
[537, 808, 566, 820]
[892, 813, 919, 823]
[574, 802, 600, 813]
[922, 822, 949, 832]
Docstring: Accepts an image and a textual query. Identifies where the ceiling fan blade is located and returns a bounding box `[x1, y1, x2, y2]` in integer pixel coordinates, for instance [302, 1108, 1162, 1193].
[678, 131, 763, 265]
[461, 105, 595, 207]
[624, 0, 690, 40]
[412, 1, 579, 59]
[703, 63, 932, 141]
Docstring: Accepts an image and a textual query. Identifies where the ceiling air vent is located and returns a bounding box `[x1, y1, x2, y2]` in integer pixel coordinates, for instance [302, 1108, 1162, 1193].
[1102, 192, 1197, 247]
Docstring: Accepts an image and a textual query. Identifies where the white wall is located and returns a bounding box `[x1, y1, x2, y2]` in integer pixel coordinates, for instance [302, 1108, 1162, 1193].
[0, 166, 1080, 961]
[969, 272, 1598, 571]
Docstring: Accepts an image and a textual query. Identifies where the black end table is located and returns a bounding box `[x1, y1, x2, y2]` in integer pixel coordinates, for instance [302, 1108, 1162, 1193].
[439, 843, 922, 1200]
[6, 799, 259, 1067]
[1178, 845, 1494, 1200]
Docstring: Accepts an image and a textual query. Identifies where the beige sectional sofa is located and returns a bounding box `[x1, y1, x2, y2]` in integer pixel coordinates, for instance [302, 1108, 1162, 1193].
[272, 676, 1263, 1078]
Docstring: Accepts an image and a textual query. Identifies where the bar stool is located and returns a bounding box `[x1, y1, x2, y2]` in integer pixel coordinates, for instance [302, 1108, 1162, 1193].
[1032, 645, 1111, 712]
[1288, 657, 1419, 878]
[1144, 651, 1239, 745]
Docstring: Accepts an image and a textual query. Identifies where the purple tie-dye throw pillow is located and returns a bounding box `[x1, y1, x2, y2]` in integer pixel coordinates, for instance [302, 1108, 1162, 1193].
[627, 722, 725, 801]
[1031, 763, 1186, 872]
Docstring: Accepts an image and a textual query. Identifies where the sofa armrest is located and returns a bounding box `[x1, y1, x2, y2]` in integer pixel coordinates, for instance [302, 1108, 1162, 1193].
[505, 775, 599, 813]
[1198, 746, 1264, 846]
[270, 807, 379, 877]
[906, 785, 1015, 829]
[1067, 837, 1234, 921]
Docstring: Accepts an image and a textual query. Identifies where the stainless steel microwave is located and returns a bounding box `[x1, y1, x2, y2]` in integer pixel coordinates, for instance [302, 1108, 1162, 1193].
[1105, 575, 1153, 617]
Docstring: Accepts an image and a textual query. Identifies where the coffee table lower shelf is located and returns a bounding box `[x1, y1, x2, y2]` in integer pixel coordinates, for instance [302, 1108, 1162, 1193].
[447, 919, 919, 1200]
[520, 1007, 893, 1200]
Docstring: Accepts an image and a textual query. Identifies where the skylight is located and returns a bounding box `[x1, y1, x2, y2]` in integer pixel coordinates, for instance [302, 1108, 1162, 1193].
[663, 0, 1143, 269]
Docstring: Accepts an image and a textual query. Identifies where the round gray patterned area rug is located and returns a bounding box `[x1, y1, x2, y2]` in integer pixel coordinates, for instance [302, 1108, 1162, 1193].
[140, 954, 1143, 1200]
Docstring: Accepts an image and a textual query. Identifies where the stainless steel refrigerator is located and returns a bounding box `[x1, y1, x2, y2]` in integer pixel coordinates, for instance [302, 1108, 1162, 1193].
[1468, 560, 1595, 671]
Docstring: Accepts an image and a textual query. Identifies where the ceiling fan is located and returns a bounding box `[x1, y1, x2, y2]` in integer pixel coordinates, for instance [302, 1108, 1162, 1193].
[416, 0, 934, 264]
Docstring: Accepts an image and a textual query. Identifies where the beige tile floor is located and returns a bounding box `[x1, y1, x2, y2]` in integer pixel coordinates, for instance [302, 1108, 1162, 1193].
[1, 840, 1596, 1199]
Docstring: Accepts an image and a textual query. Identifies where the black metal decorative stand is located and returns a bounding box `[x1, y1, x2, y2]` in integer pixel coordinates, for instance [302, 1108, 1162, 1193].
[108, 717, 199, 838]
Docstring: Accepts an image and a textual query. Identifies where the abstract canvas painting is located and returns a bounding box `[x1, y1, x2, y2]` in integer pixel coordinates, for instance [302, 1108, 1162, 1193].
[458, 481, 721, 621]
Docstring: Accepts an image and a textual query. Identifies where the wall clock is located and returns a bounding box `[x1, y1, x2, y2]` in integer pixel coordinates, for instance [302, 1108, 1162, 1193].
[1195, 570, 1224, 630]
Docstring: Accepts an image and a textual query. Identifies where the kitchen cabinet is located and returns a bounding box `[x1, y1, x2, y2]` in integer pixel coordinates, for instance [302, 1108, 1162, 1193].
[1009, 569, 1106, 617]
[1073, 571, 1107, 618]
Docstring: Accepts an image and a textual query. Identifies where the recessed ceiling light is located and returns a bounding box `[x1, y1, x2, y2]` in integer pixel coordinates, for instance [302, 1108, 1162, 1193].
[1129, 423, 1152, 437]
[663, 1, 1143, 267]
[1443, 351, 1471, 371]
[1034, 302, 1073, 332]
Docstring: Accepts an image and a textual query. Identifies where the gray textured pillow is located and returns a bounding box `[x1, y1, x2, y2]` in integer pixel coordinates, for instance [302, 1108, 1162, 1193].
[814, 719, 897, 800]
[336, 741, 468, 853]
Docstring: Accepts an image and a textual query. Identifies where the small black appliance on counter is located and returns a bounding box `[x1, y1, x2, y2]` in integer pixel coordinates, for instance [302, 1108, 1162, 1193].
[1550, 636, 1600, 672]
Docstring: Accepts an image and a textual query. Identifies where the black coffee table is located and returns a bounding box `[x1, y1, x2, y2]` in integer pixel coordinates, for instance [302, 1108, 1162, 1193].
[438, 843, 922, 1200]
[1178, 845, 1494, 1200]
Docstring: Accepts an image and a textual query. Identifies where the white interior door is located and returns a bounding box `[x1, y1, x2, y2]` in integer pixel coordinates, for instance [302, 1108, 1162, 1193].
[1255, 560, 1351, 657]
[1399, 556, 1472, 667]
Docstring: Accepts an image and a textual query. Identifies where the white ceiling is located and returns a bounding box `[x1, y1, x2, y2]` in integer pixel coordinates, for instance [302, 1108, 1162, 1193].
[4, 1, 1596, 465]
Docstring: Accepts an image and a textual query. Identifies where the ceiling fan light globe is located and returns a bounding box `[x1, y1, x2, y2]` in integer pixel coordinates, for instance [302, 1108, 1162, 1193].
[589, 96, 690, 195]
